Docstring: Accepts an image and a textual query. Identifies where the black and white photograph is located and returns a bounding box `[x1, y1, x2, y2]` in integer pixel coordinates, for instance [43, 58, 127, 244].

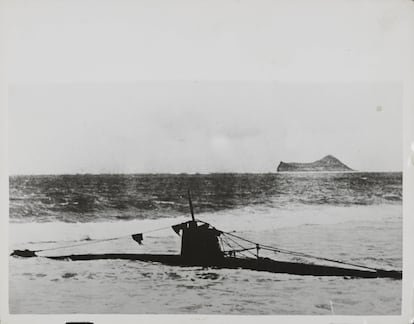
[8, 82, 403, 315]
[2, 0, 414, 323]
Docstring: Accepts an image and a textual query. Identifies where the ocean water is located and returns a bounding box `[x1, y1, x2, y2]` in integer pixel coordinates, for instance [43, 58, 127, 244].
[9, 172, 402, 314]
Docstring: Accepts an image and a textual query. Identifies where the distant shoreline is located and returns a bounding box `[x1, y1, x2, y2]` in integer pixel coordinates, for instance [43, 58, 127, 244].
[8, 171, 403, 177]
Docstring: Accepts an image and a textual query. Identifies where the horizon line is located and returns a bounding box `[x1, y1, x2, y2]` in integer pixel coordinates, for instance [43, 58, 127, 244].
[8, 170, 403, 177]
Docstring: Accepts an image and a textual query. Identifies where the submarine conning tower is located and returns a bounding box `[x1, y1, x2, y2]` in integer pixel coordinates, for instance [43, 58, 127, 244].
[177, 190, 224, 264]
[180, 220, 224, 264]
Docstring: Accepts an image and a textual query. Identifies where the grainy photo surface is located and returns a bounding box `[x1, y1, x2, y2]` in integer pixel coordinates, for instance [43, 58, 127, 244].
[8, 82, 402, 315]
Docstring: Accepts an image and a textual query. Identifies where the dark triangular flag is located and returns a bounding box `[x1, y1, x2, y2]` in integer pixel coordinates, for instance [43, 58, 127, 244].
[132, 233, 143, 245]
[172, 223, 185, 235]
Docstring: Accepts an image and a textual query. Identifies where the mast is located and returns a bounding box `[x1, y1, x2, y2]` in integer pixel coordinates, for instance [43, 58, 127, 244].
[188, 189, 195, 221]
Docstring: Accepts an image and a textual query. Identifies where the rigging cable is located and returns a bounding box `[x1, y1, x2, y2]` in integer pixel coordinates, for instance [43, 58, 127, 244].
[220, 236, 252, 259]
[28, 224, 175, 254]
[223, 234, 258, 259]
[221, 231, 382, 272]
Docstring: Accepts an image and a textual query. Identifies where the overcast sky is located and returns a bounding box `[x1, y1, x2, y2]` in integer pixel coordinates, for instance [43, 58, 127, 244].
[5, 0, 410, 174]
[9, 82, 401, 174]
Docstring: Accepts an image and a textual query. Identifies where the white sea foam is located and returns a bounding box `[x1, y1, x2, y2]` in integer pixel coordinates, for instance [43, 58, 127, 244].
[9, 203, 402, 315]
[9, 204, 401, 247]
[8, 173, 403, 314]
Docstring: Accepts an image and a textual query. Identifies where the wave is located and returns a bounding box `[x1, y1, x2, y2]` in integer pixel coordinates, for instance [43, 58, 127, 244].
[9, 173, 402, 224]
[9, 204, 401, 247]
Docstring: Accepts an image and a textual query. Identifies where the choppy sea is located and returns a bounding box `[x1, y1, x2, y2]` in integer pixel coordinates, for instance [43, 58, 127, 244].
[9, 172, 402, 314]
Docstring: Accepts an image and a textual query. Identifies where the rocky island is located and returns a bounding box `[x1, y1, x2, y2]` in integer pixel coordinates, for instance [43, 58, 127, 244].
[277, 155, 353, 172]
